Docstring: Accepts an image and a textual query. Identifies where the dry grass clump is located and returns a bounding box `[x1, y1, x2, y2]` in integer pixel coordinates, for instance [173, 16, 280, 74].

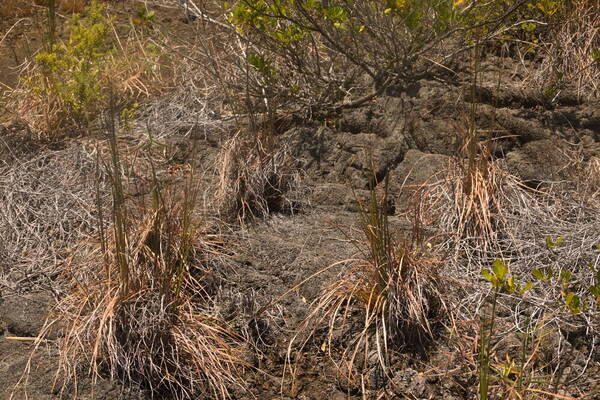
[353, 182, 444, 347]
[526, 0, 600, 100]
[105, 35, 175, 105]
[16, 107, 250, 398]
[421, 157, 517, 288]
[444, 155, 513, 247]
[135, 86, 227, 140]
[40, 193, 247, 399]
[216, 130, 300, 221]
[428, 157, 600, 319]
[289, 180, 444, 390]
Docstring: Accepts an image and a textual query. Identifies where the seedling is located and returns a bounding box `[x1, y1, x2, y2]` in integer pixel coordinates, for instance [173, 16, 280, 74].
[482, 259, 533, 295]
[545, 235, 564, 251]
[532, 267, 554, 282]
[480, 259, 533, 399]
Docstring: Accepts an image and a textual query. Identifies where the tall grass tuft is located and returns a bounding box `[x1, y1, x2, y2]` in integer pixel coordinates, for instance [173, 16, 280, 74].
[31, 102, 247, 399]
[355, 176, 442, 346]
[289, 175, 444, 390]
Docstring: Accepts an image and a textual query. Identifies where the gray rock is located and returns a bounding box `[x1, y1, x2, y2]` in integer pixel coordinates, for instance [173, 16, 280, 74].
[505, 139, 575, 185]
[0, 292, 61, 339]
[391, 149, 450, 187]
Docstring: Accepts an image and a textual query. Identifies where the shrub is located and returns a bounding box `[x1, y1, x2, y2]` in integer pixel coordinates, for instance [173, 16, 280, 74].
[13, 0, 172, 136]
[205, 0, 560, 113]
[222, 0, 464, 109]
[20, 0, 111, 133]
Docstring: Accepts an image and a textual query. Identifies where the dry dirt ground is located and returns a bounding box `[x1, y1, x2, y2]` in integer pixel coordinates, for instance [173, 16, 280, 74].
[1, 2, 600, 400]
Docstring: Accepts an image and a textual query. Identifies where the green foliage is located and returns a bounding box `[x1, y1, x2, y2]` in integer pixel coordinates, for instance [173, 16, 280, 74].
[479, 259, 538, 399]
[230, 0, 300, 38]
[229, 0, 463, 47]
[483, 0, 561, 36]
[584, 263, 600, 309]
[119, 103, 138, 131]
[481, 259, 533, 295]
[247, 52, 275, 80]
[563, 291, 586, 314]
[221, 0, 571, 110]
[530, 0, 561, 18]
[530, 264, 594, 315]
[528, 237, 600, 314]
[589, 270, 600, 304]
[25, 0, 112, 131]
[545, 235, 564, 250]
[223, 0, 479, 107]
[531, 267, 553, 281]
[592, 49, 600, 65]
[132, 4, 155, 28]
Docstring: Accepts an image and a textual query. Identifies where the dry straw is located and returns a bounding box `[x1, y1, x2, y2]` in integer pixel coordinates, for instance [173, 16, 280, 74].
[423, 158, 600, 397]
[288, 175, 445, 392]
[216, 129, 300, 221]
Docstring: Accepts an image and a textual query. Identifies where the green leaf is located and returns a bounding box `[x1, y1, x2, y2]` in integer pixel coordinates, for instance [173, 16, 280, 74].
[247, 52, 273, 76]
[591, 48, 600, 64]
[482, 268, 499, 288]
[302, 0, 318, 11]
[563, 291, 585, 314]
[545, 236, 564, 249]
[521, 22, 537, 32]
[507, 276, 515, 292]
[520, 282, 534, 294]
[323, 5, 348, 23]
[572, 294, 581, 305]
[559, 269, 572, 283]
[589, 285, 600, 297]
[532, 268, 544, 281]
[492, 259, 508, 281]
[481, 268, 493, 282]
[565, 291, 574, 306]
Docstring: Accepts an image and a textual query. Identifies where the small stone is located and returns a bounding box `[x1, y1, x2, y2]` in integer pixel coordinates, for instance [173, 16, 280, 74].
[0, 292, 62, 338]
[331, 391, 348, 400]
